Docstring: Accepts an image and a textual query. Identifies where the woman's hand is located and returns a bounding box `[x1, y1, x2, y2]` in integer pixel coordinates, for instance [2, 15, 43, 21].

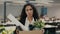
[16, 29, 19, 34]
[41, 29, 45, 34]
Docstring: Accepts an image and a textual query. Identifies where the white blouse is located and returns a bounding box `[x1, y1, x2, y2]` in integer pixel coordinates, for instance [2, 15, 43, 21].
[25, 17, 35, 29]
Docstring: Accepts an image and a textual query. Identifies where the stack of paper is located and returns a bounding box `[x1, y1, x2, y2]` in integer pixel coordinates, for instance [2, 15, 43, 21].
[7, 14, 29, 31]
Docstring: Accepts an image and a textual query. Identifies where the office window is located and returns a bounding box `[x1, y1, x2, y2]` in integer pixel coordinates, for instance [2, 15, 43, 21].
[41, 6, 47, 16]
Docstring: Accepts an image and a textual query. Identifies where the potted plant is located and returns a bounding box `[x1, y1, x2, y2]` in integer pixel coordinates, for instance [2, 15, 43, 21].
[34, 20, 45, 30]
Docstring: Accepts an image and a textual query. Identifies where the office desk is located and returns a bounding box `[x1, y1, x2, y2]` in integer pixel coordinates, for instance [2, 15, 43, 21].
[44, 25, 57, 34]
[0, 24, 16, 34]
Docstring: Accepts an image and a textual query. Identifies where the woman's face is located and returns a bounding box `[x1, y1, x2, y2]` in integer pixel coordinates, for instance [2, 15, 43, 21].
[25, 5, 33, 17]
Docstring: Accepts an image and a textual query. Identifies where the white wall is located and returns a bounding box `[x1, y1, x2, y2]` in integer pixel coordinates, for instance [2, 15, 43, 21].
[47, 6, 60, 18]
[0, 4, 23, 19]
[0, 4, 4, 19]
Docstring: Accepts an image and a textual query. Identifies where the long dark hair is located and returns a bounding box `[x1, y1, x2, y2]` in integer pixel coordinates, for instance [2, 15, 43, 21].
[20, 3, 39, 25]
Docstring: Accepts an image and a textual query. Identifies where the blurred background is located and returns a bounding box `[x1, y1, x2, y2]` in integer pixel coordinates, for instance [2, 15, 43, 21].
[0, 0, 60, 34]
[0, 0, 60, 20]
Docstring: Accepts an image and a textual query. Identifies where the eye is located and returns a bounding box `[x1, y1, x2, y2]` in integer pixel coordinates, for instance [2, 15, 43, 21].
[30, 9, 33, 10]
[26, 8, 33, 12]
[26, 9, 29, 11]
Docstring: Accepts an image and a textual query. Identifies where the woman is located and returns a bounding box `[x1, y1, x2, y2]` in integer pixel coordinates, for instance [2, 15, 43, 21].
[14, 3, 39, 34]
[19, 3, 39, 30]
[14, 3, 45, 34]
[20, 3, 39, 25]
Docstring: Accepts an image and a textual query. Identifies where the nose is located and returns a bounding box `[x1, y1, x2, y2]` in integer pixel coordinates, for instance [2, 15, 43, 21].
[28, 10, 31, 13]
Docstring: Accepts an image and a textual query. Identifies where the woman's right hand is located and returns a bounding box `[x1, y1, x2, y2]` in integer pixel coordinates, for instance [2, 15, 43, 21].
[16, 29, 19, 34]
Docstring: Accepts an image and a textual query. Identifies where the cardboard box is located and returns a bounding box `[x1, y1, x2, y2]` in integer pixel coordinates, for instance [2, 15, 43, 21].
[19, 30, 43, 34]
